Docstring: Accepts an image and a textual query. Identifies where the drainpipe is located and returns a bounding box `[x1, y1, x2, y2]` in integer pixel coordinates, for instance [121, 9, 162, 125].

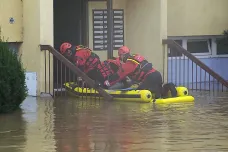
[107, 0, 113, 59]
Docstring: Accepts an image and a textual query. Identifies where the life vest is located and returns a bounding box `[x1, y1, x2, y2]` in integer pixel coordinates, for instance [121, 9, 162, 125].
[97, 59, 120, 80]
[84, 52, 101, 73]
[127, 54, 154, 81]
[75, 50, 100, 73]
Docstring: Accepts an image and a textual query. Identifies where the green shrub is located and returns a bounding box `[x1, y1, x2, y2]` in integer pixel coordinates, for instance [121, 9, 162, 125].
[0, 41, 28, 113]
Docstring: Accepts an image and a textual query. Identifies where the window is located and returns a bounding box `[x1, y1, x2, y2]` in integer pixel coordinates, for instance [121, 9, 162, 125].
[187, 39, 211, 55]
[216, 38, 228, 55]
[168, 40, 182, 57]
[168, 35, 228, 58]
[7, 42, 22, 55]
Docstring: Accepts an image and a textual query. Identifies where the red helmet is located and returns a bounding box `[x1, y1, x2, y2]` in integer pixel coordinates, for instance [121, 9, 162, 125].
[60, 42, 72, 54]
[75, 50, 92, 66]
[118, 46, 130, 56]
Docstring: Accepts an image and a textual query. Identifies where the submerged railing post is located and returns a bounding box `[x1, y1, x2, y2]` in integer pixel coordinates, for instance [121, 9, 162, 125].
[107, 0, 113, 59]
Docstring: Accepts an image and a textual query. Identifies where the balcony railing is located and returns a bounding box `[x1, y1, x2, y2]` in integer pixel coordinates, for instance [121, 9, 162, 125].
[163, 39, 228, 92]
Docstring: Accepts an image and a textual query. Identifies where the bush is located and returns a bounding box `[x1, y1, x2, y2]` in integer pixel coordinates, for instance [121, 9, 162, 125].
[0, 41, 28, 113]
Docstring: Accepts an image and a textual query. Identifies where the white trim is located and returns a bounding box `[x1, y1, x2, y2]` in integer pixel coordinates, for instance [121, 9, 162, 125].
[211, 38, 217, 56]
[168, 35, 225, 40]
[186, 39, 212, 56]
[182, 39, 187, 49]
[213, 54, 228, 58]
[168, 55, 211, 60]
[168, 54, 228, 59]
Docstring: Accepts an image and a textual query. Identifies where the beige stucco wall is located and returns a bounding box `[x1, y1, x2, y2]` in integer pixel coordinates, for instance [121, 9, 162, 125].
[88, 0, 167, 79]
[126, 0, 167, 74]
[168, 0, 228, 36]
[0, 0, 54, 96]
[0, 0, 23, 41]
[2, 0, 228, 93]
[20, 0, 53, 96]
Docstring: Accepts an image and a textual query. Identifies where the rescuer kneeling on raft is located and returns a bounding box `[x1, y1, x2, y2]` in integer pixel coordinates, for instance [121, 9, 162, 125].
[60, 43, 91, 85]
[73, 45, 128, 89]
[60, 42, 129, 89]
[102, 57, 132, 90]
[103, 46, 163, 99]
[60, 42, 102, 86]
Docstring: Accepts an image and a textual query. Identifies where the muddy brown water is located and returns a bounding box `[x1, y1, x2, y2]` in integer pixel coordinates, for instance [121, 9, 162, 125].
[0, 91, 228, 152]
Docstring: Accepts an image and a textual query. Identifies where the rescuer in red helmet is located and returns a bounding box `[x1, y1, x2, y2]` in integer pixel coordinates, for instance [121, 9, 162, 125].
[59, 42, 129, 89]
[59, 42, 91, 62]
[59, 42, 97, 84]
[74, 46, 127, 88]
[104, 46, 163, 98]
[99, 58, 131, 89]
[60, 43, 101, 84]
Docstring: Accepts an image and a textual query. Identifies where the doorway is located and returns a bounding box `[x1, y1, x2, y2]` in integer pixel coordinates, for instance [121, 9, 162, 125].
[53, 0, 88, 88]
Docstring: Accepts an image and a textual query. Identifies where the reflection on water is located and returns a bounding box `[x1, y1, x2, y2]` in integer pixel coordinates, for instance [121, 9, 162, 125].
[1, 92, 228, 152]
[0, 108, 26, 152]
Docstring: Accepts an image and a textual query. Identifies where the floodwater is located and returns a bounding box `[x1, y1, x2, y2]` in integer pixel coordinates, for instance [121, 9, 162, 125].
[1, 92, 228, 152]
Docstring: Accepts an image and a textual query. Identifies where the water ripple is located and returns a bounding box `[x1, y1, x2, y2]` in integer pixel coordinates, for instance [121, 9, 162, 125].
[1, 93, 228, 152]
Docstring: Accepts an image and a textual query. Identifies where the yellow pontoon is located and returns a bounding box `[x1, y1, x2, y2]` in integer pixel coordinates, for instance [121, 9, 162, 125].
[64, 82, 194, 103]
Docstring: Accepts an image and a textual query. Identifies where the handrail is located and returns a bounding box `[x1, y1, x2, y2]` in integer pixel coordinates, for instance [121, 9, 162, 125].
[40, 44, 113, 101]
[163, 39, 228, 88]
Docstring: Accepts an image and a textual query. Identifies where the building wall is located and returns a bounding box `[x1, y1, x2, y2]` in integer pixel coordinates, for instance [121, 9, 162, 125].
[6, 0, 228, 93]
[0, 0, 23, 41]
[125, 0, 167, 74]
[1, 0, 167, 95]
[168, 0, 228, 36]
[0, 0, 54, 96]
[88, 0, 168, 78]
[166, 0, 228, 87]
[20, 0, 54, 96]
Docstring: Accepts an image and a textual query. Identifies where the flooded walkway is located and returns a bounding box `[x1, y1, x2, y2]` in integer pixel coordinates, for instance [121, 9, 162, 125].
[1, 92, 228, 152]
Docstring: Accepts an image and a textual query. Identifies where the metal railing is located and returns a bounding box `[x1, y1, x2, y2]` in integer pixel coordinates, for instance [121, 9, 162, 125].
[40, 45, 113, 101]
[163, 39, 228, 92]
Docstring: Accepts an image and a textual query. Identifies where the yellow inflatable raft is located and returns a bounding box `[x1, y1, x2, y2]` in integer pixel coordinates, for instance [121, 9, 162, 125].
[64, 82, 194, 103]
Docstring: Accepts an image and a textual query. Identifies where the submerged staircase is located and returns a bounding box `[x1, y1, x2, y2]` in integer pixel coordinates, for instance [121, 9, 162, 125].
[162, 39, 228, 93]
[40, 45, 113, 101]
[40, 42, 228, 100]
